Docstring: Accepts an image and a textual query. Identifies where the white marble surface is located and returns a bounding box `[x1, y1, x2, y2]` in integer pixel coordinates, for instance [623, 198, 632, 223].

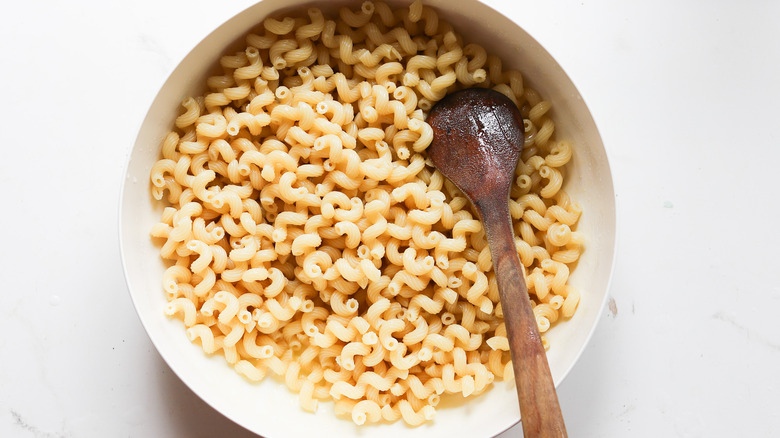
[2, 0, 779, 436]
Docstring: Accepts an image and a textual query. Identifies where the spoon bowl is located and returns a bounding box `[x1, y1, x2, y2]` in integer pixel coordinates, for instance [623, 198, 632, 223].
[427, 88, 525, 205]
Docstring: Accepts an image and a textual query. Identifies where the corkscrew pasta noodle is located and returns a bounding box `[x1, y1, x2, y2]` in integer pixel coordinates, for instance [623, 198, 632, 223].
[150, 0, 584, 427]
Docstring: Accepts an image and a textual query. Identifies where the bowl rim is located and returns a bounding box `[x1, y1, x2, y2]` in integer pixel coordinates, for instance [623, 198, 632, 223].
[118, 1, 619, 436]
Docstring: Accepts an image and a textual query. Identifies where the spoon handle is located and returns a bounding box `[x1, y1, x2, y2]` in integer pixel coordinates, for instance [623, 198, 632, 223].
[477, 198, 568, 438]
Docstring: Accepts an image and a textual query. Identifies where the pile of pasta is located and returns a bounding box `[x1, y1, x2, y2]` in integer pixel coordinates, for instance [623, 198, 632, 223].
[150, 0, 583, 426]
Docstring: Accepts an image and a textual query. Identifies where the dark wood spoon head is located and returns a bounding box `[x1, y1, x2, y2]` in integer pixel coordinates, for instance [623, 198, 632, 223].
[427, 87, 525, 205]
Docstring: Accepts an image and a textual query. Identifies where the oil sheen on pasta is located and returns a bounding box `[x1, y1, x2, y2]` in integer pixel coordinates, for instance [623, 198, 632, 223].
[149, 0, 583, 427]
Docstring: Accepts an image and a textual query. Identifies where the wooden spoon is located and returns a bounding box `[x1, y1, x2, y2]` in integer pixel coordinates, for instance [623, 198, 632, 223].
[427, 88, 567, 438]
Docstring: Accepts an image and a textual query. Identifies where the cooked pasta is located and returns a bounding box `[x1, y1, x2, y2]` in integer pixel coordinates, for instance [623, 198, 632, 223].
[151, 0, 583, 427]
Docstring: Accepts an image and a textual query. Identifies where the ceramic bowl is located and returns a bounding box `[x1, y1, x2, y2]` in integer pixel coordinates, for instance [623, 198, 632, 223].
[120, 1, 616, 436]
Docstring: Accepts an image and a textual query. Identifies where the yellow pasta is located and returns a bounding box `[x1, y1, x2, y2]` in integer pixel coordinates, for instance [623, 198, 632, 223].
[151, 0, 583, 427]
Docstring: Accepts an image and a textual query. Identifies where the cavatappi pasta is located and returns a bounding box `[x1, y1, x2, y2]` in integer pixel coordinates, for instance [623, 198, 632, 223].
[151, 0, 583, 426]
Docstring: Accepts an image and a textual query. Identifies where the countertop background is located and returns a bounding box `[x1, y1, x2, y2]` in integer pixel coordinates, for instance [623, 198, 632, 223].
[2, 0, 779, 436]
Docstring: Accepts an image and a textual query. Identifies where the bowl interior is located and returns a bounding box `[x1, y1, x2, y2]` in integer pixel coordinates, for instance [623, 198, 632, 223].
[120, 1, 616, 436]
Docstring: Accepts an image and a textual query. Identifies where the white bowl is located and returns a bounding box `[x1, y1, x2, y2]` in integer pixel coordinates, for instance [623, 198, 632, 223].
[120, 1, 616, 436]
